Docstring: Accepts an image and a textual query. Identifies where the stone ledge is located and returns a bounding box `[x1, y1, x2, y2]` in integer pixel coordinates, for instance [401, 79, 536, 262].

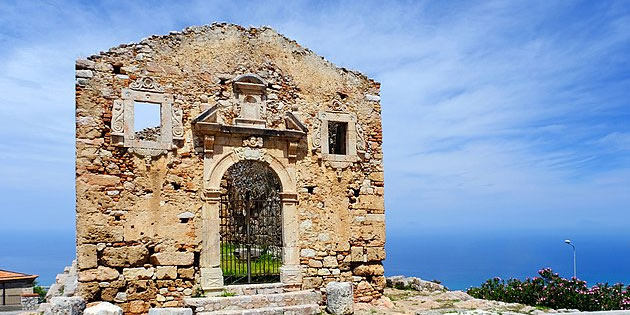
[184, 290, 321, 313]
[148, 307, 193, 315]
[198, 303, 320, 315]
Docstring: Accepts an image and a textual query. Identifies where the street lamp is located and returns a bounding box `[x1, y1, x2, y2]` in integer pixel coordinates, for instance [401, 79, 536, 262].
[564, 239, 576, 279]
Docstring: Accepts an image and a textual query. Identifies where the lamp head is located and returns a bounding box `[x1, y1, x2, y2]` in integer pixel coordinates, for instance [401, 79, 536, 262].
[564, 239, 572, 244]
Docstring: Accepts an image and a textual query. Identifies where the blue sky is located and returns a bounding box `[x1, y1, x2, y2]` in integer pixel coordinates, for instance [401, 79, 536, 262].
[0, 0, 629, 263]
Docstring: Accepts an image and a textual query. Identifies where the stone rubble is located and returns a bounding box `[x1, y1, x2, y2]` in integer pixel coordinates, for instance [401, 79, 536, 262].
[46, 260, 79, 302]
[386, 275, 446, 292]
[351, 276, 587, 315]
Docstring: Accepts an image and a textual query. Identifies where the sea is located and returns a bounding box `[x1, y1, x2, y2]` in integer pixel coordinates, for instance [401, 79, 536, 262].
[385, 228, 630, 290]
[1, 229, 629, 289]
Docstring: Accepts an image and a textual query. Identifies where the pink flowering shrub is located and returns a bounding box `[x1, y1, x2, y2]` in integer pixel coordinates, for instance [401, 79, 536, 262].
[467, 268, 630, 311]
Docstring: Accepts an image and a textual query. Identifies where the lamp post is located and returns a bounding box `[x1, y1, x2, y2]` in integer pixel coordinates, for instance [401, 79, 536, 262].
[564, 239, 576, 279]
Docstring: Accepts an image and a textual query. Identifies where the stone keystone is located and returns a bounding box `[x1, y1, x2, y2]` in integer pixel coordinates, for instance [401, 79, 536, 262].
[326, 282, 353, 315]
[84, 302, 123, 315]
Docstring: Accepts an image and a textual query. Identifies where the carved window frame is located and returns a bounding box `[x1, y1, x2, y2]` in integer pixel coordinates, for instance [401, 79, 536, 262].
[316, 111, 359, 163]
[111, 77, 183, 153]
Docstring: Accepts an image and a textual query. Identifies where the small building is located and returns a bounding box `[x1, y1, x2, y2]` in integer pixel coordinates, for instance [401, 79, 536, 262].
[75, 23, 385, 313]
[0, 269, 37, 308]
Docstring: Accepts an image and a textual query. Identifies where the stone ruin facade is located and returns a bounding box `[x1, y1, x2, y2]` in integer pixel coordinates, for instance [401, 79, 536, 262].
[75, 23, 385, 313]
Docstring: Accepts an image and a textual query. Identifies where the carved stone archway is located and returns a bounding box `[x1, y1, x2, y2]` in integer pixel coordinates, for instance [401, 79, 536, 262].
[199, 141, 301, 292]
[192, 74, 308, 291]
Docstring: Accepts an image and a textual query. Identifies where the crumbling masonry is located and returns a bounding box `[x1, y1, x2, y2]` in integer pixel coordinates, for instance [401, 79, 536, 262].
[75, 23, 385, 313]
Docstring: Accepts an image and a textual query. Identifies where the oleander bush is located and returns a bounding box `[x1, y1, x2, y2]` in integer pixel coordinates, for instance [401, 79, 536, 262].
[467, 268, 630, 311]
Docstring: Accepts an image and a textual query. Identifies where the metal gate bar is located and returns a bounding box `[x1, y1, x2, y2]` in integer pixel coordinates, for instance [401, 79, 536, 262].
[220, 195, 282, 285]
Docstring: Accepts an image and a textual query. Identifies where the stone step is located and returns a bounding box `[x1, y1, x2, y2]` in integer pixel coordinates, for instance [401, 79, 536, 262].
[184, 290, 321, 313]
[223, 283, 285, 296]
[199, 304, 320, 315]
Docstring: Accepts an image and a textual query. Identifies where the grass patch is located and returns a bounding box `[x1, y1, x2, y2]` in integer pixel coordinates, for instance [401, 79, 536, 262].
[220, 243, 281, 276]
[220, 290, 236, 297]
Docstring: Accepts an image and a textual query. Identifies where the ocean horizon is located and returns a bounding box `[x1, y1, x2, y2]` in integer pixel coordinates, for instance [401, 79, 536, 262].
[385, 228, 630, 290]
[2, 228, 629, 290]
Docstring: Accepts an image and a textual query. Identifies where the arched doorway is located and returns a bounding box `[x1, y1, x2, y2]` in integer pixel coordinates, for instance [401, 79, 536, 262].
[219, 160, 283, 284]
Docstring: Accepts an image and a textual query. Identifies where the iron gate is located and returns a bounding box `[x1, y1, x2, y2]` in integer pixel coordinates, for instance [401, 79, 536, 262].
[220, 195, 282, 284]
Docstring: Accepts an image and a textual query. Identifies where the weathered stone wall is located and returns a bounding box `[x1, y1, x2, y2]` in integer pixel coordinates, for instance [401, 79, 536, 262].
[75, 23, 385, 313]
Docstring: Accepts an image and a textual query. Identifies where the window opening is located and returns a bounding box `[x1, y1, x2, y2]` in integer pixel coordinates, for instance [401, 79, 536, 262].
[328, 121, 347, 155]
[134, 101, 161, 141]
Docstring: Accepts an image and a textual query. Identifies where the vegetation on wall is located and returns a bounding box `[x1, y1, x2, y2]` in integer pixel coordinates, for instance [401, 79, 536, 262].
[467, 268, 630, 311]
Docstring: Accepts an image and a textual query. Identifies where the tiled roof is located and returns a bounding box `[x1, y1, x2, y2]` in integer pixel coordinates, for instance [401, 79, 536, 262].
[0, 269, 38, 282]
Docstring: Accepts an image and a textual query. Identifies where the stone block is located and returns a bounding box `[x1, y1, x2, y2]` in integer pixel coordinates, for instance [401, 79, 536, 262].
[350, 246, 365, 262]
[128, 300, 148, 313]
[326, 282, 353, 315]
[76, 59, 95, 70]
[178, 267, 195, 279]
[123, 267, 154, 280]
[78, 244, 98, 269]
[78, 266, 119, 282]
[100, 287, 118, 302]
[45, 297, 86, 315]
[373, 275, 387, 290]
[101, 245, 149, 267]
[79, 225, 124, 244]
[366, 247, 386, 261]
[323, 256, 338, 268]
[353, 264, 385, 276]
[77, 282, 100, 301]
[84, 302, 123, 315]
[368, 171, 384, 181]
[308, 259, 323, 268]
[150, 252, 194, 266]
[114, 292, 127, 303]
[156, 266, 177, 279]
[82, 174, 120, 187]
[302, 276, 323, 289]
[76, 70, 94, 78]
[164, 301, 180, 307]
[148, 308, 193, 315]
[355, 195, 384, 210]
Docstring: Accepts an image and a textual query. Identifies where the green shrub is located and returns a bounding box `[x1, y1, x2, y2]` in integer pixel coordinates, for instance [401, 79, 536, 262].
[467, 268, 630, 311]
[33, 281, 47, 303]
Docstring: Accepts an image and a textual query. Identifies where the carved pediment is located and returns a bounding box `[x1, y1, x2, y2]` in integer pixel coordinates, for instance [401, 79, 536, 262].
[129, 76, 165, 92]
[192, 105, 219, 124]
[285, 112, 308, 133]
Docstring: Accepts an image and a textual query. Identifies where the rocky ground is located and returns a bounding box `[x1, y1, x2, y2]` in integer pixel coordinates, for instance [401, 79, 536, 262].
[352, 276, 578, 315]
[354, 287, 553, 315]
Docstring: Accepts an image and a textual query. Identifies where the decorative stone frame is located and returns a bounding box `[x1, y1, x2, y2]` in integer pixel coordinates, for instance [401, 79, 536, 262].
[111, 77, 183, 156]
[192, 85, 307, 292]
[313, 111, 362, 167]
[233, 73, 267, 128]
[199, 138, 302, 292]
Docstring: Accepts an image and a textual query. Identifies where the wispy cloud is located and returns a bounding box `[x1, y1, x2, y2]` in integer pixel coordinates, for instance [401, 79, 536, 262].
[0, 0, 628, 232]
